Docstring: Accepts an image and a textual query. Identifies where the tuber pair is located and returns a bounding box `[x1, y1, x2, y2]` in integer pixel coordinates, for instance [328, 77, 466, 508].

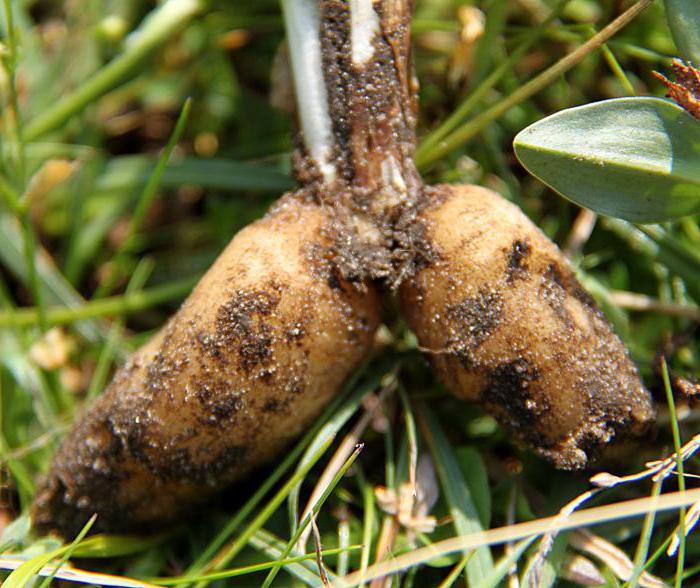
[33, 0, 655, 537]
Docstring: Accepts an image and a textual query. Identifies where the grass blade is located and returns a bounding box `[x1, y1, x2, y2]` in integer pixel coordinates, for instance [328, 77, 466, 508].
[24, 0, 203, 141]
[259, 444, 362, 587]
[475, 537, 536, 588]
[418, 404, 494, 586]
[3, 515, 95, 588]
[185, 362, 385, 582]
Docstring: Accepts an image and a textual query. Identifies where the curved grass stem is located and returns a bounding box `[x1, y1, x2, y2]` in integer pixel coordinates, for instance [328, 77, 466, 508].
[0, 276, 197, 328]
[416, 0, 655, 170]
[416, 0, 571, 162]
[23, 0, 202, 142]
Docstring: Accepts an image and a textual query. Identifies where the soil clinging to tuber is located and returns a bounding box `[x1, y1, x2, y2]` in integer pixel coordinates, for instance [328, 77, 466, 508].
[34, 0, 655, 537]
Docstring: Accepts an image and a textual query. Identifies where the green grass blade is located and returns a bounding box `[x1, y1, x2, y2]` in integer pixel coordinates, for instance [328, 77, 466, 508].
[94, 155, 293, 194]
[416, 0, 570, 164]
[601, 218, 700, 302]
[36, 516, 97, 588]
[661, 358, 686, 588]
[23, 0, 203, 141]
[475, 537, 536, 588]
[152, 546, 359, 585]
[259, 444, 362, 587]
[185, 362, 384, 581]
[123, 100, 192, 252]
[627, 480, 663, 587]
[357, 467, 375, 588]
[417, 0, 656, 169]
[522, 532, 569, 588]
[0, 276, 197, 328]
[95, 98, 192, 298]
[85, 259, 154, 399]
[160, 157, 293, 192]
[418, 404, 494, 586]
[248, 529, 328, 586]
[70, 533, 170, 559]
[200, 437, 334, 579]
[0, 214, 104, 342]
[3, 516, 95, 588]
[1, 547, 71, 588]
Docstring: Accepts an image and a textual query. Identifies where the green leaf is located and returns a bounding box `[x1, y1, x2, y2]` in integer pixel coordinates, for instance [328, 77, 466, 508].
[1, 516, 96, 588]
[521, 533, 570, 588]
[665, 0, 700, 63]
[36, 516, 97, 588]
[70, 533, 169, 558]
[475, 537, 537, 588]
[0, 214, 106, 343]
[455, 447, 491, 529]
[0, 514, 31, 552]
[247, 529, 328, 586]
[420, 405, 494, 585]
[514, 97, 700, 223]
[2, 546, 71, 588]
[95, 155, 293, 194]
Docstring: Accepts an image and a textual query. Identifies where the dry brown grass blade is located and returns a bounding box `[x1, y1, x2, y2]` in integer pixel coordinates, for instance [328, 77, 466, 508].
[368, 517, 400, 588]
[505, 485, 520, 588]
[296, 376, 397, 552]
[591, 434, 700, 490]
[563, 209, 597, 258]
[311, 511, 332, 588]
[668, 498, 700, 556]
[608, 291, 700, 321]
[525, 488, 601, 585]
[0, 558, 160, 588]
[335, 488, 700, 587]
[570, 529, 667, 588]
[560, 554, 605, 587]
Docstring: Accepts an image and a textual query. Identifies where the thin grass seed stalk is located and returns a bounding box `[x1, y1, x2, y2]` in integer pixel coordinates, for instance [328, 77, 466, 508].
[33, 0, 655, 536]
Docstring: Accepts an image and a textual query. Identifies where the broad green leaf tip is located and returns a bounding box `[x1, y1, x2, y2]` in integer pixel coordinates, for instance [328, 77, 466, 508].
[514, 97, 700, 223]
[665, 0, 700, 64]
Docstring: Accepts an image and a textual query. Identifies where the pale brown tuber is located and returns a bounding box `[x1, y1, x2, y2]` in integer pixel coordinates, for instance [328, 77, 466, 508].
[33, 196, 381, 536]
[400, 185, 655, 469]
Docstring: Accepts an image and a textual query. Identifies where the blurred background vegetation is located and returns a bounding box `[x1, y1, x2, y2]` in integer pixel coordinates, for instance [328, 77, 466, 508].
[0, 0, 698, 586]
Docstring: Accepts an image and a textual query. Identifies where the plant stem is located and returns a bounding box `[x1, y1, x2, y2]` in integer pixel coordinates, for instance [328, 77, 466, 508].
[417, 0, 655, 169]
[283, 0, 420, 209]
[661, 358, 686, 588]
[1, 0, 26, 187]
[94, 98, 191, 299]
[0, 276, 197, 328]
[23, 0, 202, 141]
[259, 444, 362, 588]
[202, 438, 334, 578]
[416, 0, 572, 163]
[151, 547, 360, 585]
[339, 488, 700, 587]
[1, 0, 50, 332]
[86, 259, 154, 400]
[281, 0, 336, 183]
[20, 215, 48, 332]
